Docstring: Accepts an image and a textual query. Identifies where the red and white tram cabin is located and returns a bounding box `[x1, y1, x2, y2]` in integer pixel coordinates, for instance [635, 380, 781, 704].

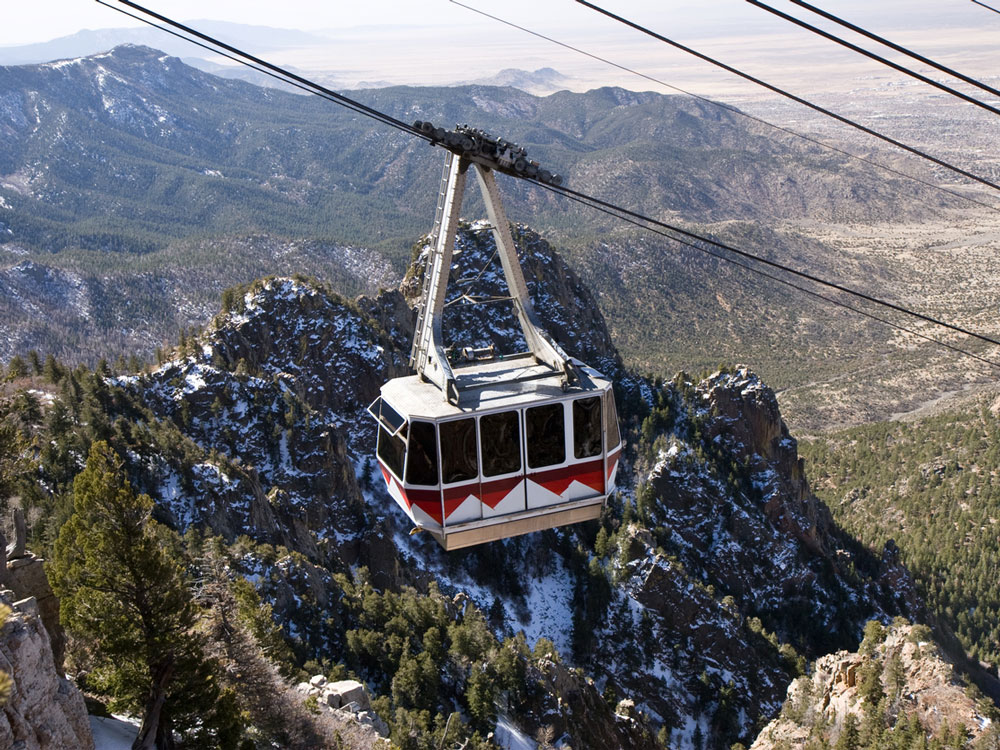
[371, 356, 622, 550]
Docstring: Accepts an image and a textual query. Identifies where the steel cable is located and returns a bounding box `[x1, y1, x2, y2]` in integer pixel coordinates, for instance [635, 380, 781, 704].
[788, 0, 1000, 99]
[574, 0, 1000, 194]
[94, 0, 1000, 370]
[747, 0, 1000, 115]
[450, 0, 1000, 215]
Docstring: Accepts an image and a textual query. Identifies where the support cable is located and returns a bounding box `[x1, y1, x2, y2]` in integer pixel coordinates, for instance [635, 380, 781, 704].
[95, 0, 424, 132]
[574, 0, 1000, 194]
[539, 182, 1000, 370]
[788, 0, 1000, 99]
[538, 178, 1000, 350]
[450, 0, 1000, 215]
[971, 0, 1000, 16]
[93, 0, 1000, 368]
[747, 0, 1000, 115]
[100, 0, 431, 142]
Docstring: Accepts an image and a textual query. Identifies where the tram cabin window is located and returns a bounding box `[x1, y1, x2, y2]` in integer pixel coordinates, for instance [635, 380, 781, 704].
[406, 421, 439, 486]
[377, 424, 405, 480]
[526, 403, 565, 469]
[573, 397, 603, 459]
[481, 411, 521, 477]
[440, 418, 478, 484]
[604, 390, 621, 448]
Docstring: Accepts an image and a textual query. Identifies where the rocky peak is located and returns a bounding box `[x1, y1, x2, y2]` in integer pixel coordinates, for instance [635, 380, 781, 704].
[637, 367, 919, 640]
[752, 621, 1000, 749]
[400, 221, 624, 379]
[701, 367, 828, 555]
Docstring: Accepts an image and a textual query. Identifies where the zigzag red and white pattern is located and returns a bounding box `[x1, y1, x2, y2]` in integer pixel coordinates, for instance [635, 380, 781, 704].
[379, 450, 621, 526]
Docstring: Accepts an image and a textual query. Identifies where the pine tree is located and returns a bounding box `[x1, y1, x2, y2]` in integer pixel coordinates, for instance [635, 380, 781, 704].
[858, 659, 885, 709]
[835, 713, 861, 750]
[48, 441, 236, 750]
[0, 398, 30, 502]
[6, 355, 27, 380]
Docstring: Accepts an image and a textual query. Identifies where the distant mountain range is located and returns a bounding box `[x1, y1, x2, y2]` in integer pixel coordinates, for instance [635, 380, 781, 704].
[462, 67, 569, 94]
[0, 44, 986, 430]
[0, 22, 330, 66]
[0, 43, 940, 257]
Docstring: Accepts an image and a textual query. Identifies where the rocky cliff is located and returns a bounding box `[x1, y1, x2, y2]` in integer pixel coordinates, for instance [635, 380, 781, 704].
[0, 590, 93, 750]
[751, 621, 999, 749]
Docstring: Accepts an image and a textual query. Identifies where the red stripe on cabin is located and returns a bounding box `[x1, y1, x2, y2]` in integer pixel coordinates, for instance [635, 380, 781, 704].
[606, 448, 621, 480]
[479, 475, 522, 509]
[529, 458, 605, 496]
[413, 499, 444, 525]
[379, 465, 410, 509]
[407, 486, 445, 525]
[379, 465, 445, 524]
[443, 484, 478, 519]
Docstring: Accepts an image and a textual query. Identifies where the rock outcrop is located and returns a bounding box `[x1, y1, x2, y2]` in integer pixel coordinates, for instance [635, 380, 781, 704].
[0, 590, 93, 750]
[1, 516, 66, 673]
[296, 675, 388, 740]
[752, 622, 999, 749]
[399, 221, 625, 380]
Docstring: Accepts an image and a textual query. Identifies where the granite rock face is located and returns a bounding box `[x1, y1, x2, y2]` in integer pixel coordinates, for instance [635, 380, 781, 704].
[751, 622, 998, 749]
[0, 590, 93, 750]
[3, 553, 65, 676]
[296, 675, 388, 740]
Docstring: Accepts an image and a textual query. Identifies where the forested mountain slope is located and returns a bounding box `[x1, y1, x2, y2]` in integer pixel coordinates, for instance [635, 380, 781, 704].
[801, 399, 1000, 672]
[1, 224, 960, 749]
[0, 44, 943, 256]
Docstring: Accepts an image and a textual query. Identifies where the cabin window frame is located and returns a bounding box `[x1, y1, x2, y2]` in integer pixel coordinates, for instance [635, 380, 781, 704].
[572, 395, 604, 460]
[479, 409, 523, 478]
[439, 416, 480, 486]
[604, 389, 621, 451]
[525, 401, 567, 470]
[404, 420, 440, 487]
[377, 423, 406, 482]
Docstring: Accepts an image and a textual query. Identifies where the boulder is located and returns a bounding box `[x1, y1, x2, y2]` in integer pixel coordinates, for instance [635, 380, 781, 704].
[321, 680, 370, 712]
[3, 553, 66, 674]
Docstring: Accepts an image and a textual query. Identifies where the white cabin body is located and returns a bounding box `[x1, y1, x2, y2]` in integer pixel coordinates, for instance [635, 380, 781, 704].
[372, 356, 622, 550]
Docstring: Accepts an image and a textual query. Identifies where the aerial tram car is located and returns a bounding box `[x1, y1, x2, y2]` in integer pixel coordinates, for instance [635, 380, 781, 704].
[369, 122, 622, 550]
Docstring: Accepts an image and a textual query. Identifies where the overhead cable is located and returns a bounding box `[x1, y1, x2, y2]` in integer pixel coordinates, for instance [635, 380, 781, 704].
[450, 0, 1000, 215]
[747, 0, 1000, 115]
[573, 0, 1000, 194]
[971, 0, 1000, 15]
[788, 0, 1000, 99]
[95, 0, 424, 132]
[540, 179, 1000, 351]
[542, 181, 1000, 370]
[93, 0, 1000, 368]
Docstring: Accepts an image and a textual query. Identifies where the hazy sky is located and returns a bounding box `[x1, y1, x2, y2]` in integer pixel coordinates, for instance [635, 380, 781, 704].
[3, 1, 996, 97]
[4, 0, 993, 46]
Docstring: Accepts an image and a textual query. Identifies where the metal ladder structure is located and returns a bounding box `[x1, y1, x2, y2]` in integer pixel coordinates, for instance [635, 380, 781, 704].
[409, 151, 578, 405]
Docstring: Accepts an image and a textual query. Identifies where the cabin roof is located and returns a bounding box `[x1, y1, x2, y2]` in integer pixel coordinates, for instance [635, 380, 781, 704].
[380, 356, 611, 421]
